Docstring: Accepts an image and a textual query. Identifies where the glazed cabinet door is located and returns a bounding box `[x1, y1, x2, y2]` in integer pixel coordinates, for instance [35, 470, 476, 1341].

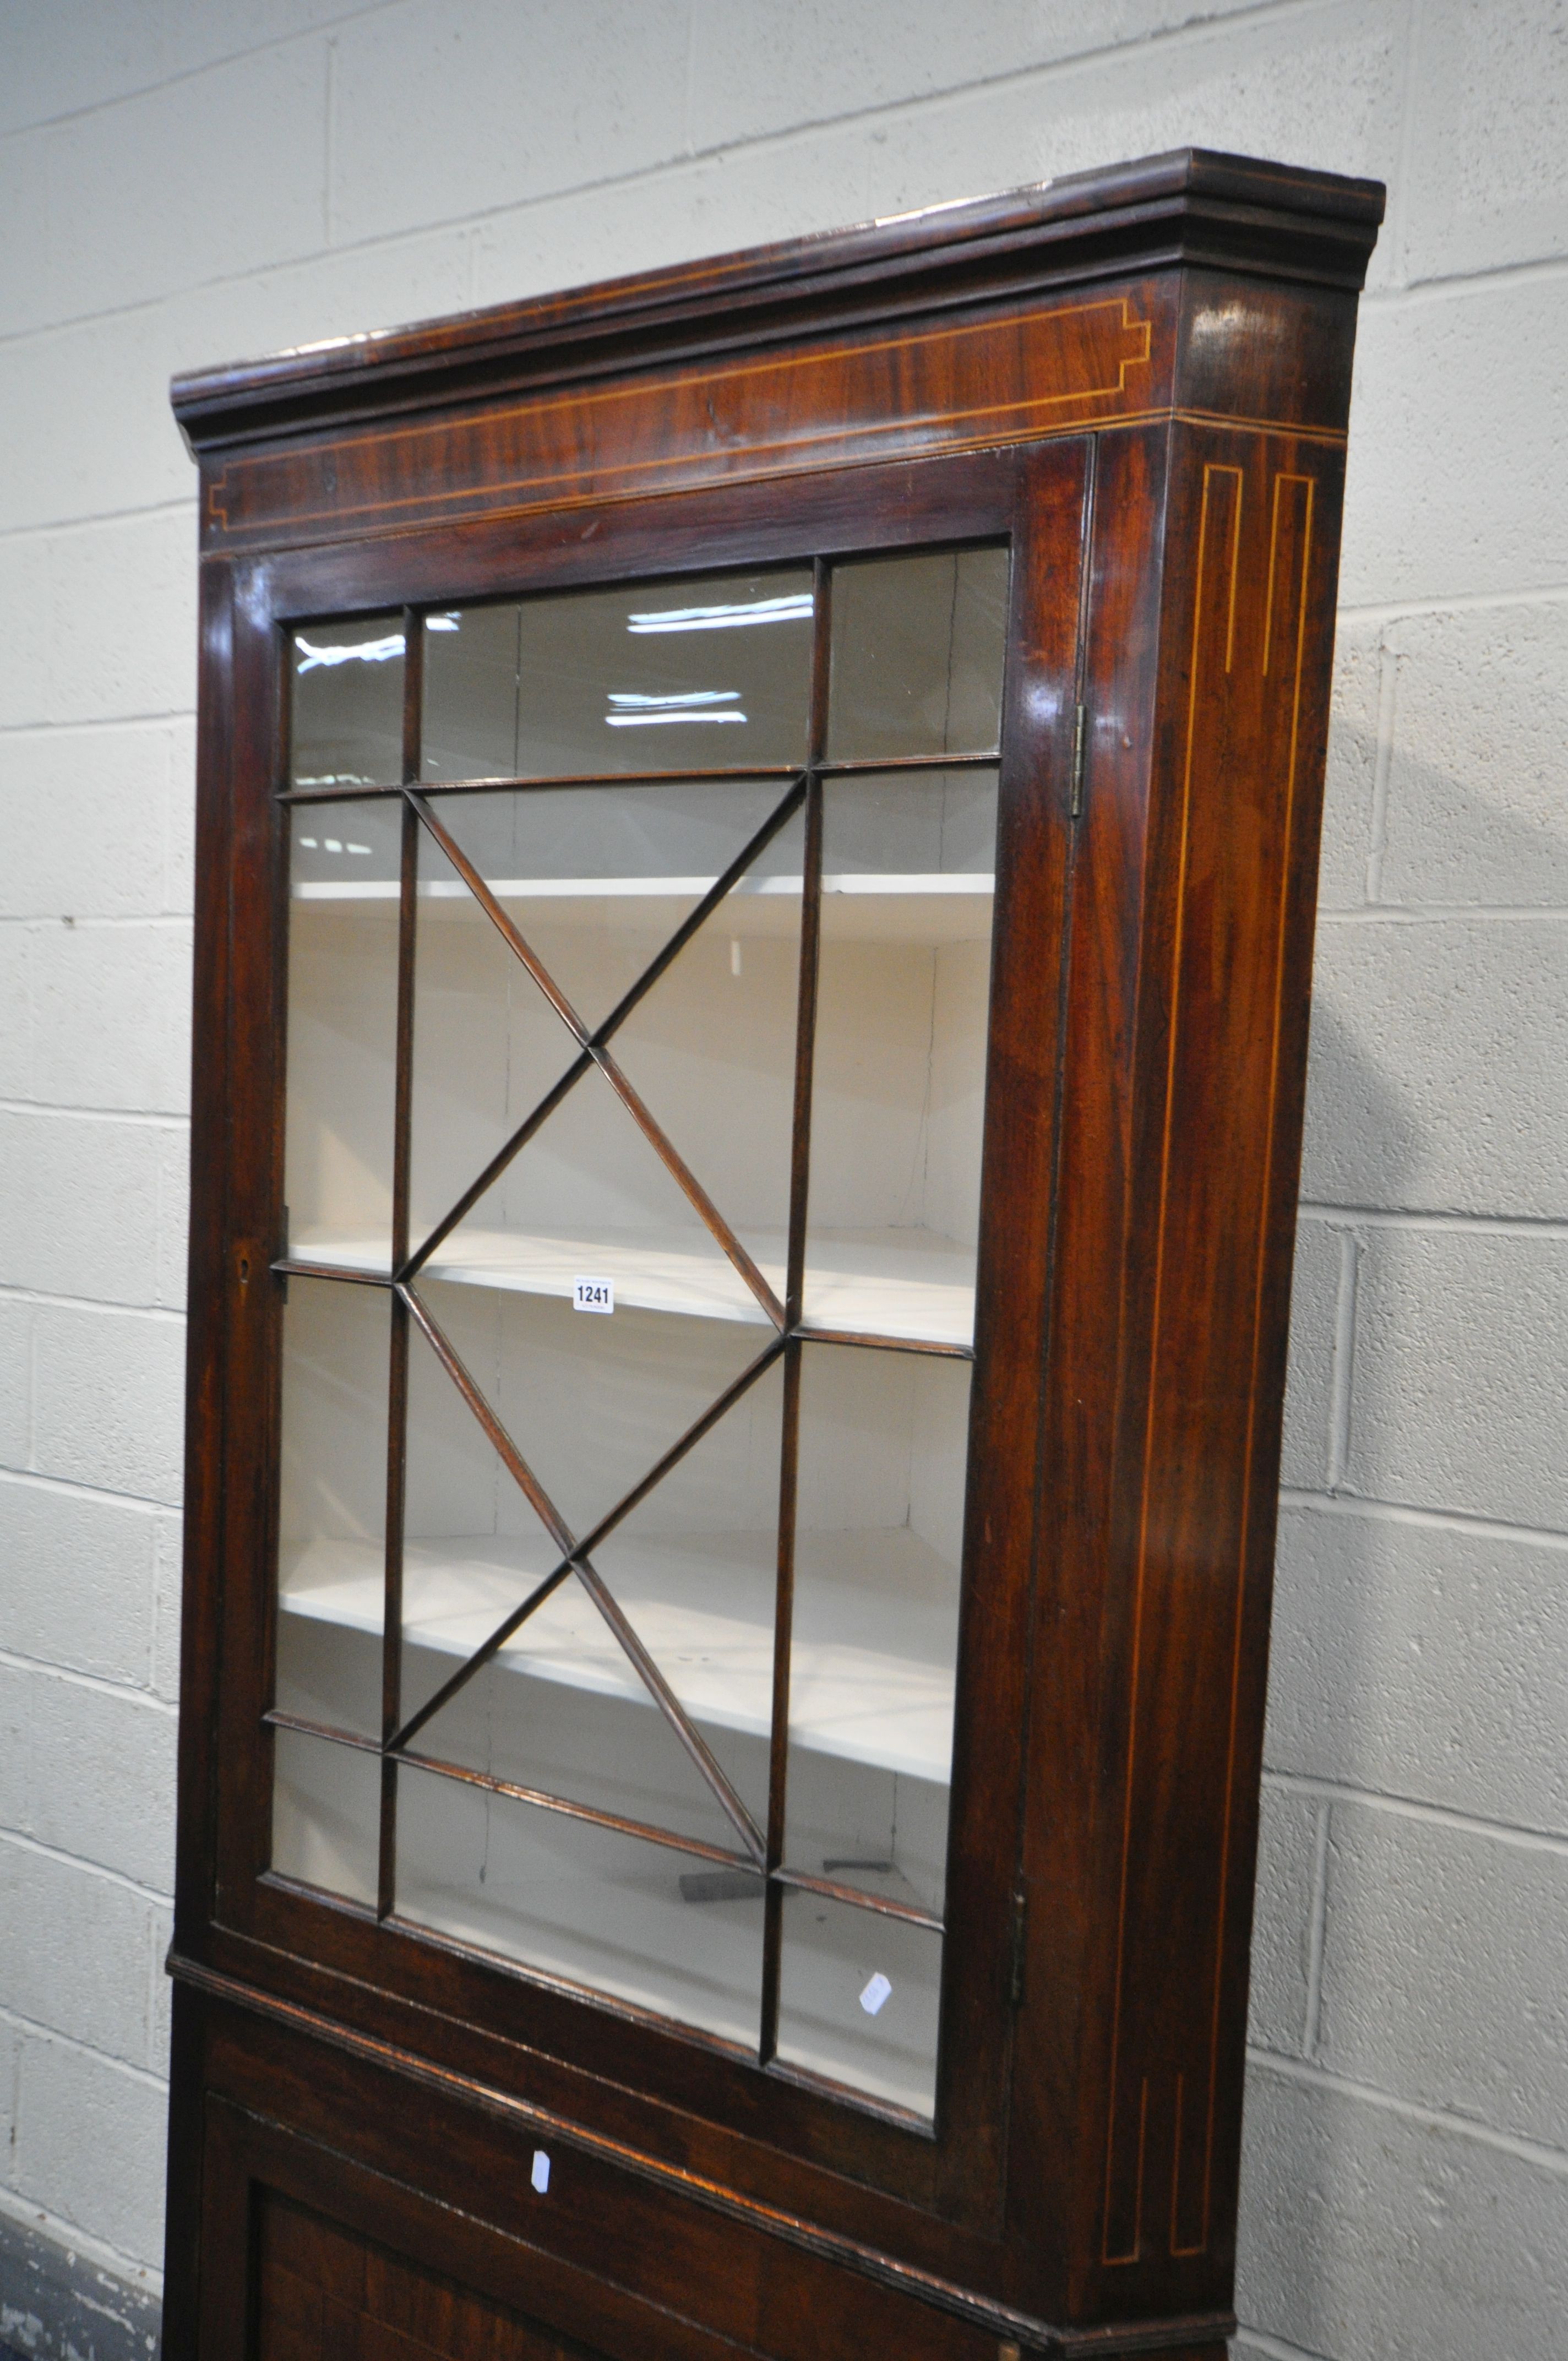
[208, 444, 1087, 2234]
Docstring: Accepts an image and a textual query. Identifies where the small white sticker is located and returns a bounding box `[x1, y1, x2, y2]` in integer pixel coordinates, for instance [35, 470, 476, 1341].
[531, 2149, 551, 2193]
[859, 1972, 892, 2017]
[573, 1276, 614, 1315]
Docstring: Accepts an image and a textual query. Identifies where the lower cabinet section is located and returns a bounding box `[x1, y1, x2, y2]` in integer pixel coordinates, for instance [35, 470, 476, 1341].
[192, 2076, 981, 2361]
[176, 1994, 1235, 2361]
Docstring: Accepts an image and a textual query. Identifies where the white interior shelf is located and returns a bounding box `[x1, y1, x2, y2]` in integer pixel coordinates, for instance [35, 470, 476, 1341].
[296, 1225, 976, 1347]
[293, 871, 994, 943]
[280, 1525, 957, 1783]
[293, 873, 994, 897]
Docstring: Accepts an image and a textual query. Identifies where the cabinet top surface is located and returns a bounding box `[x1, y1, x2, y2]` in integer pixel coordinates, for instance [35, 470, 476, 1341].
[171, 146, 1383, 454]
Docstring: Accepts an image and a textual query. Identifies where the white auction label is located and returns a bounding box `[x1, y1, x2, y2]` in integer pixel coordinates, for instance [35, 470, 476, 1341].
[531, 2149, 551, 2193]
[572, 1276, 614, 1315]
[859, 1972, 892, 2017]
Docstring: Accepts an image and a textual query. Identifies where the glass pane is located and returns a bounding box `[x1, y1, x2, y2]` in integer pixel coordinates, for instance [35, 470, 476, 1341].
[422, 778, 793, 1024]
[606, 802, 803, 1287]
[804, 771, 997, 1345]
[421, 571, 813, 781]
[399, 1293, 563, 1736]
[420, 605, 518, 782]
[398, 1293, 774, 1852]
[589, 1352, 785, 1836]
[784, 1344, 968, 1919]
[407, 1276, 761, 1597]
[272, 1727, 380, 1906]
[284, 798, 402, 1271]
[290, 616, 405, 788]
[274, 1275, 391, 1739]
[826, 547, 1007, 762]
[396, 1766, 764, 2049]
[409, 818, 576, 1255]
[406, 1651, 750, 1856]
[776, 1889, 942, 2118]
[426, 1062, 772, 1328]
[407, 779, 795, 1253]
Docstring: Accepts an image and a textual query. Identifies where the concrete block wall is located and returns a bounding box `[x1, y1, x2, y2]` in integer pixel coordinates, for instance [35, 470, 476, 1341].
[0, 6, 1562, 2354]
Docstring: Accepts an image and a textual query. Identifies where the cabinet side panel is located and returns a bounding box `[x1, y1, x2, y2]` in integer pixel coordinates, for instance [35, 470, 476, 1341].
[1095, 425, 1343, 2305]
[212, 560, 294, 1919]
[165, 548, 239, 2357]
[175, 550, 237, 1942]
[162, 1985, 211, 2361]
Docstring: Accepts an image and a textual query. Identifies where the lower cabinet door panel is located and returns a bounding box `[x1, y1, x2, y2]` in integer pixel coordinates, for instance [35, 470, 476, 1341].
[201, 2095, 762, 2361]
[258, 2195, 600, 2361]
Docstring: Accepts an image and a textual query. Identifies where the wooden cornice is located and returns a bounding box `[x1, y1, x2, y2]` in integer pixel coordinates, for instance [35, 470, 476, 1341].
[171, 147, 1384, 455]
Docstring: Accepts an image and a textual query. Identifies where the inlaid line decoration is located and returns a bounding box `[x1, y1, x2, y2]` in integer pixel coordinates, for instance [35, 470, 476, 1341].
[209, 298, 1153, 534]
[1101, 459, 1244, 2268]
[1178, 466, 1316, 2258]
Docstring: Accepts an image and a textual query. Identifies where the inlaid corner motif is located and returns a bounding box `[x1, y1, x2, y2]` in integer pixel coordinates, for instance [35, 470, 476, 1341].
[205, 295, 1160, 547]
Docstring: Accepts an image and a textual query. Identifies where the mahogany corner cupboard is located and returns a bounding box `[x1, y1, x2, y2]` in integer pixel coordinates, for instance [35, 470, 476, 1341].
[163, 148, 1382, 2361]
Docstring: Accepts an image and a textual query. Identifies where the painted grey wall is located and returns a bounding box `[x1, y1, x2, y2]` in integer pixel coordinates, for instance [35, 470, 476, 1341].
[0, 6, 1564, 2357]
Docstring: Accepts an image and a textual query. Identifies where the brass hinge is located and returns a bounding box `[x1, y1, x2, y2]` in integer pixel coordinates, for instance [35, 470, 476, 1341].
[1070, 702, 1087, 819]
[1009, 1884, 1028, 2007]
